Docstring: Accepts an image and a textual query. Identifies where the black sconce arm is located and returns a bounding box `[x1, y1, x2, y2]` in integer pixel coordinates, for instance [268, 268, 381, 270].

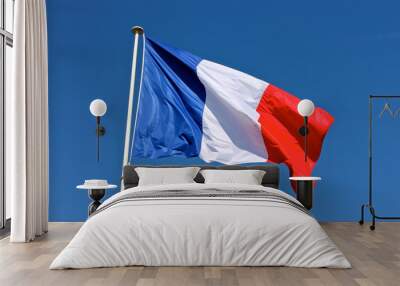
[298, 116, 309, 162]
[96, 116, 106, 162]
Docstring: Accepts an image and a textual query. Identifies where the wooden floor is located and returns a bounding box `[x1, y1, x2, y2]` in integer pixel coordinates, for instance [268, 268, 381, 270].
[0, 223, 399, 286]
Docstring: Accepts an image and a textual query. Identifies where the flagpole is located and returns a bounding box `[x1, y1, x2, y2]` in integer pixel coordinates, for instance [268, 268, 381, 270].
[122, 26, 144, 188]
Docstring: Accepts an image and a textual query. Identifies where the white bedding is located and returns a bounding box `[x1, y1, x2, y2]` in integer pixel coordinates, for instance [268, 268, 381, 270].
[50, 183, 350, 269]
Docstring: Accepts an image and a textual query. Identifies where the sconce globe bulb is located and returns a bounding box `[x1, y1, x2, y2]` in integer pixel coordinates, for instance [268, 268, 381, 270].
[297, 99, 315, 117]
[90, 99, 107, 117]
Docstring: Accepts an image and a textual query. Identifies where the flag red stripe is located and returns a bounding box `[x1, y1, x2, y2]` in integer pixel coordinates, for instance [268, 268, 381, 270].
[257, 84, 334, 177]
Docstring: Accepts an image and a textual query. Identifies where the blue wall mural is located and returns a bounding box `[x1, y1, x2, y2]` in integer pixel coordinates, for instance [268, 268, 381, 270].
[47, 0, 400, 221]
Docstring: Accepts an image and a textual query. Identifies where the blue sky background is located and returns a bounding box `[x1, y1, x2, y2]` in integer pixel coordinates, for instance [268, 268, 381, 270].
[47, 0, 400, 221]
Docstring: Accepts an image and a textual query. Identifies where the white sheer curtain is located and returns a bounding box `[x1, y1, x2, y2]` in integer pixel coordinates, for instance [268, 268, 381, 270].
[8, 0, 49, 242]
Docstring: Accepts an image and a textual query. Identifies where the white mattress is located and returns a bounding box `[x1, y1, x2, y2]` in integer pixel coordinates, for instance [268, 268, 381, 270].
[50, 183, 350, 269]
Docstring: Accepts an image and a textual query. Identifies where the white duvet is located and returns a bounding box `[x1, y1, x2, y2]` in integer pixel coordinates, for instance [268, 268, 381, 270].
[50, 183, 350, 269]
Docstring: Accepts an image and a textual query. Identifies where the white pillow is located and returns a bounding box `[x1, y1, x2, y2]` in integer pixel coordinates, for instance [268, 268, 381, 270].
[200, 169, 265, 185]
[135, 167, 200, 186]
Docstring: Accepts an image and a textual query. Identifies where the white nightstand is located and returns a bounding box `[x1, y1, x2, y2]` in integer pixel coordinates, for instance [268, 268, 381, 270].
[77, 180, 117, 216]
[289, 176, 321, 210]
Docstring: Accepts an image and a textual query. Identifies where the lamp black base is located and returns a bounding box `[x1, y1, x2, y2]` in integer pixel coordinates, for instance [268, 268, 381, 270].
[298, 125, 309, 136]
[88, 189, 105, 216]
[96, 126, 106, 136]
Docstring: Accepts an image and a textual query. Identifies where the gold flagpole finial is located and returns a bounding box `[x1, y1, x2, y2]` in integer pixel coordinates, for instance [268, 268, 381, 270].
[131, 26, 144, 35]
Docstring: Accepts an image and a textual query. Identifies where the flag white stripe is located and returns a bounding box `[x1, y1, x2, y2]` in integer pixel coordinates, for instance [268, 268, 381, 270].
[197, 60, 269, 164]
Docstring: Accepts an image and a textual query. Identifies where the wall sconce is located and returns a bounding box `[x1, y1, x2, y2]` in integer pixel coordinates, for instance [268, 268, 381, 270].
[297, 99, 315, 162]
[89, 99, 107, 162]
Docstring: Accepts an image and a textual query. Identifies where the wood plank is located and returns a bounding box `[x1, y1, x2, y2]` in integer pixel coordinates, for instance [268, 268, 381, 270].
[0, 222, 399, 286]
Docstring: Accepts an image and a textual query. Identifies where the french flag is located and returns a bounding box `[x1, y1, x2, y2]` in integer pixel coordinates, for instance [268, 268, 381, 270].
[132, 37, 334, 177]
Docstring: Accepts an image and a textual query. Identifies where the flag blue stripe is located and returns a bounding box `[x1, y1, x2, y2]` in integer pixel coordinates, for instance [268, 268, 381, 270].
[132, 37, 206, 159]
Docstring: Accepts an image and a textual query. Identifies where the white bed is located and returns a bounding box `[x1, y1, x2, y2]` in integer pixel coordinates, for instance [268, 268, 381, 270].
[50, 183, 350, 269]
